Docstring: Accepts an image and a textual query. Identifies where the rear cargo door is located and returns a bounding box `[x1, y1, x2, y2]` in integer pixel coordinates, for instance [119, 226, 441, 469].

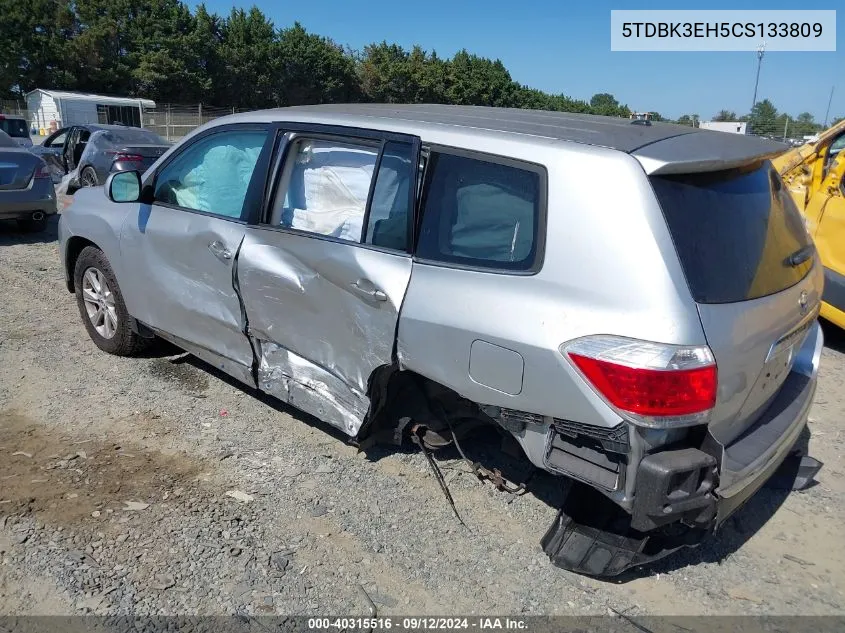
[649, 161, 823, 445]
[0, 149, 40, 190]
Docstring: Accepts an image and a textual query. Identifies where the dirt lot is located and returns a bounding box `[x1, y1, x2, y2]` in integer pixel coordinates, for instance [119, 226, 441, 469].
[1, 212, 844, 617]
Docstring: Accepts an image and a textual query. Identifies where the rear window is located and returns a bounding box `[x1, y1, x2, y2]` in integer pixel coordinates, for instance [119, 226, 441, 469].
[417, 152, 541, 271]
[0, 118, 29, 138]
[102, 128, 167, 145]
[651, 162, 813, 304]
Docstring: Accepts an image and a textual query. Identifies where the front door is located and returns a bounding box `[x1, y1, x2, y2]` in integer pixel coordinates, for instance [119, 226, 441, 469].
[806, 156, 845, 321]
[236, 126, 420, 435]
[119, 124, 273, 385]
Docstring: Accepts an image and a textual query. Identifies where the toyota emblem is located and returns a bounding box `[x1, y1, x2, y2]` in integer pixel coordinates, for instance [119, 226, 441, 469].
[799, 291, 809, 315]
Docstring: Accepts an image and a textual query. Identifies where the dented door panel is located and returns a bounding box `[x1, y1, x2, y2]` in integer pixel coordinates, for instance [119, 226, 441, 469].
[120, 205, 255, 382]
[237, 230, 413, 435]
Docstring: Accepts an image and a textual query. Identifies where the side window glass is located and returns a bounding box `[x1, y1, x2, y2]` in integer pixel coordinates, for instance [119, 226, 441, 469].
[827, 134, 845, 174]
[47, 130, 67, 147]
[364, 141, 414, 251]
[269, 138, 378, 242]
[417, 152, 541, 271]
[154, 129, 267, 219]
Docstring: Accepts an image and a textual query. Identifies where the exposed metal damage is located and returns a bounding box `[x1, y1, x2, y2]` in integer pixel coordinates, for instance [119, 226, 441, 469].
[255, 339, 369, 436]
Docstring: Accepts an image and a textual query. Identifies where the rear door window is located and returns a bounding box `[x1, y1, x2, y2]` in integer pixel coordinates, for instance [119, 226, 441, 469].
[651, 162, 813, 304]
[417, 151, 542, 271]
[268, 138, 379, 242]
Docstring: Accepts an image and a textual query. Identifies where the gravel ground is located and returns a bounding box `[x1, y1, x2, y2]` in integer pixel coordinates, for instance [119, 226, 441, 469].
[1, 211, 844, 617]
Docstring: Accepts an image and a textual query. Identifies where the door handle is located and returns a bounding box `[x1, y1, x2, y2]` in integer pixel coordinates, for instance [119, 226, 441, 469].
[208, 240, 232, 261]
[351, 280, 388, 301]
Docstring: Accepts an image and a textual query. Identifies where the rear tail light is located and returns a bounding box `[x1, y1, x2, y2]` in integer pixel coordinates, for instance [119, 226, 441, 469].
[34, 164, 51, 179]
[562, 335, 717, 428]
[107, 152, 144, 163]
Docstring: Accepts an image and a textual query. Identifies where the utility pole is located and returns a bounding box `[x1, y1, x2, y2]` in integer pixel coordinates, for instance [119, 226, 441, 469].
[751, 41, 766, 112]
[783, 117, 789, 142]
[823, 86, 835, 127]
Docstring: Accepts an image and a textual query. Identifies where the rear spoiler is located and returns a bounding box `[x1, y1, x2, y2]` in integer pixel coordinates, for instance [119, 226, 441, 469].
[632, 130, 788, 175]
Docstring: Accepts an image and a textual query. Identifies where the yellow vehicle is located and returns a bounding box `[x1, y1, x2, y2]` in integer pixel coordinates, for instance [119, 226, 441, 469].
[773, 120, 845, 328]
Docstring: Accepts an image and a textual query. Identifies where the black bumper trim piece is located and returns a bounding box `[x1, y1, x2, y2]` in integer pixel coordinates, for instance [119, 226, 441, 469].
[823, 266, 845, 313]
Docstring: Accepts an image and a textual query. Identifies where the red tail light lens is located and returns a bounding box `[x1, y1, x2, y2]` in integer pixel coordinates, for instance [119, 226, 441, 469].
[34, 164, 51, 179]
[107, 152, 144, 162]
[563, 336, 717, 427]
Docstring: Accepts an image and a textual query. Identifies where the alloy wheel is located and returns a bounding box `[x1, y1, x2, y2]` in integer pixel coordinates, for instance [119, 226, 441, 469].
[81, 267, 118, 339]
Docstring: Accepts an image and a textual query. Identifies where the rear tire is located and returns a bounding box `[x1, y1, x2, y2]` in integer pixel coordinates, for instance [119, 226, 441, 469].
[16, 217, 48, 232]
[79, 166, 98, 187]
[73, 246, 150, 356]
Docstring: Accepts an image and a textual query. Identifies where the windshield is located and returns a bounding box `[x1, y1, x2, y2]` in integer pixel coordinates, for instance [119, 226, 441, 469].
[100, 128, 167, 145]
[0, 118, 29, 138]
[651, 161, 813, 304]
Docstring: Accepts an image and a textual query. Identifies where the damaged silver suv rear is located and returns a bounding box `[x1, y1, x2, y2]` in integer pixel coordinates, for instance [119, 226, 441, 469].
[59, 105, 824, 577]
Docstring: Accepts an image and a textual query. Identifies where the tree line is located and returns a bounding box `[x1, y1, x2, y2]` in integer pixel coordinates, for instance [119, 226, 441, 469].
[1, 0, 839, 133]
[677, 102, 841, 138]
[0, 0, 631, 116]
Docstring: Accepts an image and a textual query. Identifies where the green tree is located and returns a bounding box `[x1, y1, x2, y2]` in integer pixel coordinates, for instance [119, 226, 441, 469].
[72, 0, 139, 95]
[358, 42, 447, 104]
[749, 98, 779, 136]
[445, 50, 518, 107]
[0, 0, 79, 98]
[128, 0, 211, 102]
[589, 93, 630, 117]
[791, 112, 822, 138]
[275, 22, 359, 106]
[713, 109, 737, 121]
[215, 6, 276, 108]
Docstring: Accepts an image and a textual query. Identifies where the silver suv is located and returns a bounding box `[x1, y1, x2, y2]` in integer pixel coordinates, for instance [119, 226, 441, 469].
[59, 105, 823, 577]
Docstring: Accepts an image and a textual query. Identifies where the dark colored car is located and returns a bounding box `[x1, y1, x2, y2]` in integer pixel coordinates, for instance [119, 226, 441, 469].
[0, 114, 33, 148]
[0, 130, 57, 232]
[31, 124, 169, 189]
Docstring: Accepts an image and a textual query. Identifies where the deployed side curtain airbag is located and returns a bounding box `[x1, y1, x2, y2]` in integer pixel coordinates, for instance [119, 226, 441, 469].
[173, 138, 263, 217]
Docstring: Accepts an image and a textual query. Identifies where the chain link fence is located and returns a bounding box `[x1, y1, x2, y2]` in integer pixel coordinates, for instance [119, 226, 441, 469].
[2, 100, 248, 142]
[141, 104, 253, 141]
[0, 100, 27, 117]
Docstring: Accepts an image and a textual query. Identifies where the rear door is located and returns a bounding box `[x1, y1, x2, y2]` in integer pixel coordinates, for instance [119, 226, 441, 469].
[650, 161, 823, 447]
[237, 125, 420, 435]
[31, 127, 70, 179]
[119, 123, 274, 386]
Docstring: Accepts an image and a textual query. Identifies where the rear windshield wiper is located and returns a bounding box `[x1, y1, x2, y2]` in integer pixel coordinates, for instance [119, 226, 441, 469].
[787, 244, 815, 267]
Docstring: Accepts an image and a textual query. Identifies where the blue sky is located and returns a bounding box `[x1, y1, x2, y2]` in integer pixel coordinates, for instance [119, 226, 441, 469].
[194, 0, 843, 122]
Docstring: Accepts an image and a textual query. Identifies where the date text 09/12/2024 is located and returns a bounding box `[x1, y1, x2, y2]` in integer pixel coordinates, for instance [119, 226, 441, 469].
[307, 617, 527, 631]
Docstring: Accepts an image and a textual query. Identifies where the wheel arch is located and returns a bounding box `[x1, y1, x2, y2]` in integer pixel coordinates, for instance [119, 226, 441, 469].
[64, 236, 100, 293]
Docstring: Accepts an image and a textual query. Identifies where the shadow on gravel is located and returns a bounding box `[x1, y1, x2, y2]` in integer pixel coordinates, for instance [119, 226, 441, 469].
[821, 318, 845, 354]
[180, 353, 353, 445]
[168, 353, 572, 509]
[0, 215, 59, 244]
[157, 350, 819, 581]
